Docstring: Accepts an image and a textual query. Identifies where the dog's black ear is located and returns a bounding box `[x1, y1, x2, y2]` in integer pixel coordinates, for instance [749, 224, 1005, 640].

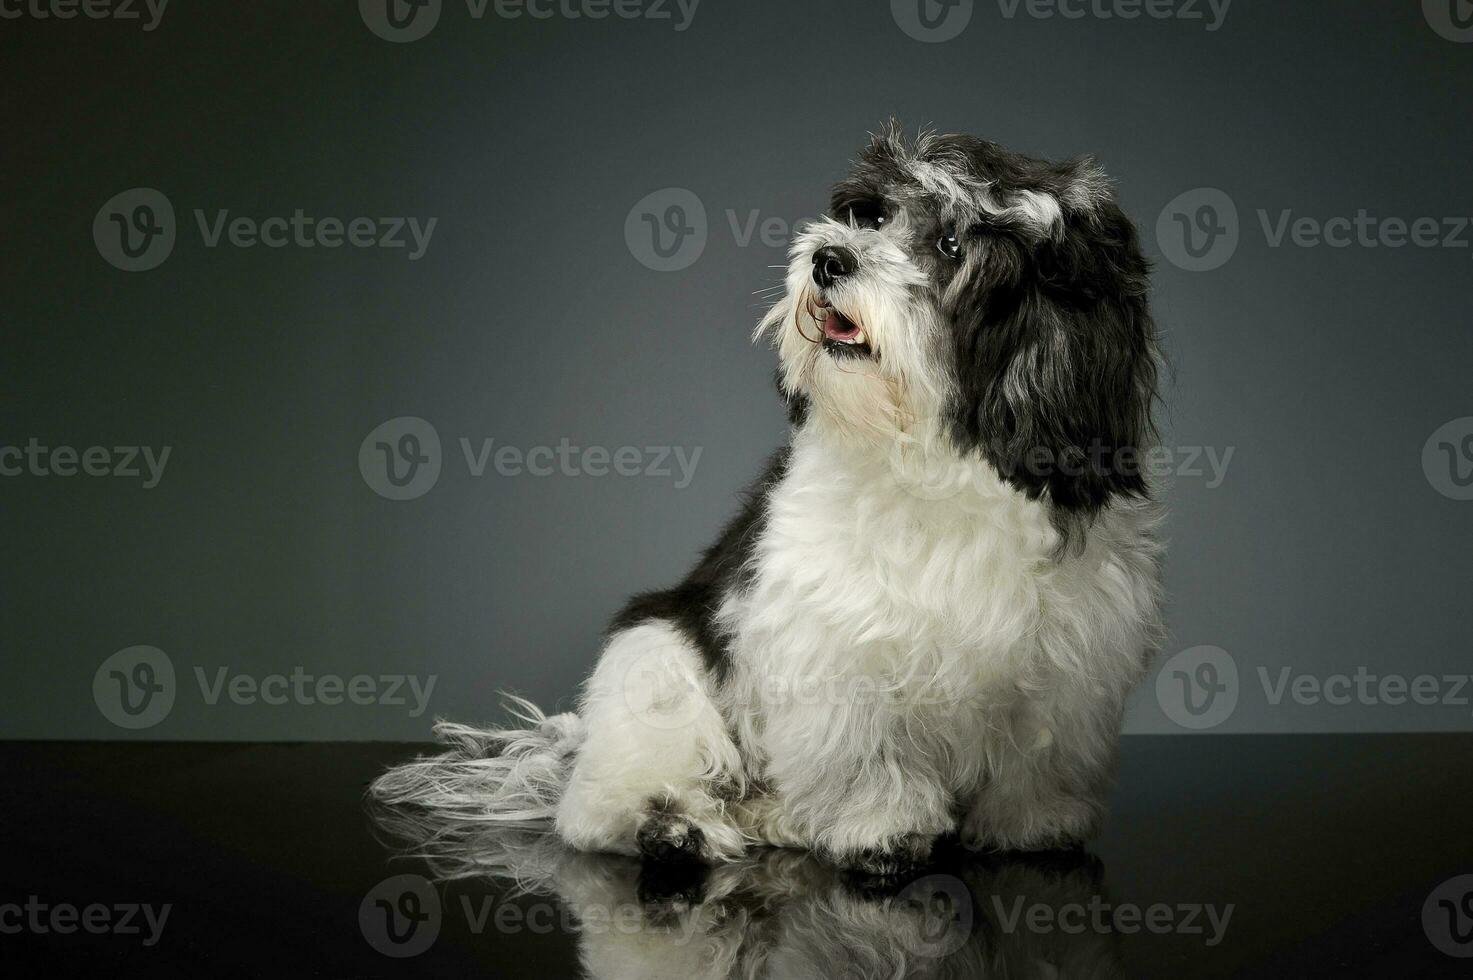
[949, 188, 1157, 517]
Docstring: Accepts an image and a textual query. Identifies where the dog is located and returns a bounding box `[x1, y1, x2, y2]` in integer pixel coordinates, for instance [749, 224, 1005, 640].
[371, 123, 1163, 876]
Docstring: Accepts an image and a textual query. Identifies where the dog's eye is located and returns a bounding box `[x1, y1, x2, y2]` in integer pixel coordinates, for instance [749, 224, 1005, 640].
[937, 232, 962, 260]
[847, 201, 888, 230]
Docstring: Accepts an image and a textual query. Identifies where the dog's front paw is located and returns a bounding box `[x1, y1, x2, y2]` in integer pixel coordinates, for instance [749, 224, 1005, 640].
[841, 832, 935, 880]
[636, 797, 708, 864]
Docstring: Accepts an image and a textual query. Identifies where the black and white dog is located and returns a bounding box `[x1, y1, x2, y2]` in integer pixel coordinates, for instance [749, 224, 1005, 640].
[373, 124, 1163, 875]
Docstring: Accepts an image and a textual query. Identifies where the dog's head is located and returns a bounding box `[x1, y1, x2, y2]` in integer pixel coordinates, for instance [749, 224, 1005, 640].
[760, 123, 1158, 516]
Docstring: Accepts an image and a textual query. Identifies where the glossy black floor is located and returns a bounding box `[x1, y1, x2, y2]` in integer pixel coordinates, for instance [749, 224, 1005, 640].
[4, 736, 1471, 977]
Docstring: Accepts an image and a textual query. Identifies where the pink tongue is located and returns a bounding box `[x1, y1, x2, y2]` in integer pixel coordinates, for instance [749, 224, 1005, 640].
[824, 312, 858, 340]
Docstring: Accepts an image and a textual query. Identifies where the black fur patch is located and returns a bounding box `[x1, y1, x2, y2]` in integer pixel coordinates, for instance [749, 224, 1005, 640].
[777, 369, 810, 426]
[949, 196, 1156, 516]
[834, 126, 1160, 530]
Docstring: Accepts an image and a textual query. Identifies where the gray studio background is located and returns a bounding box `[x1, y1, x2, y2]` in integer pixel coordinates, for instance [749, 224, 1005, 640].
[3, 0, 1470, 740]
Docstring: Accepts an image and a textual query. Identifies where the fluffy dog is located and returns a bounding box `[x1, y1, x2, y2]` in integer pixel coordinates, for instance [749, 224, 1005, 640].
[372, 123, 1163, 875]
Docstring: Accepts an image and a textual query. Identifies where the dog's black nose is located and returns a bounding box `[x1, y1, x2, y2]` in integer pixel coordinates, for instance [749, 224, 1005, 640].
[812, 246, 858, 289]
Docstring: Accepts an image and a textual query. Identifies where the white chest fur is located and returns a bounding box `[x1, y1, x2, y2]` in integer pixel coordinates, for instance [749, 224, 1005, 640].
[721, 420, 1161, 793]
[734, 423, 1060, 692]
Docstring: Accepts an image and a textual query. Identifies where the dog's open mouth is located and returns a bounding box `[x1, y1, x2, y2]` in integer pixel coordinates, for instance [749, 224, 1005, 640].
[818, 307, 873, 359]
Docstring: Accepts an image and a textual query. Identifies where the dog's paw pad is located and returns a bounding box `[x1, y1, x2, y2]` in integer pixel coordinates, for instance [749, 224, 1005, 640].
[636, 798, 706, 864]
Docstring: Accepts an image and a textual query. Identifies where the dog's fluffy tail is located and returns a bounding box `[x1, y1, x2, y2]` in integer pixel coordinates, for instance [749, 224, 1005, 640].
[368, 696, 583, 861]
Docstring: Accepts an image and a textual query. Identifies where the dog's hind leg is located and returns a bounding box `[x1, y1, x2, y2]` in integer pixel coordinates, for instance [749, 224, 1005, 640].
[555, 620, 747, 862]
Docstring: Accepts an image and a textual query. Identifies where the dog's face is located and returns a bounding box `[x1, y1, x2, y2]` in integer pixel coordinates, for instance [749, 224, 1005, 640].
[761, 125, 1158, 516]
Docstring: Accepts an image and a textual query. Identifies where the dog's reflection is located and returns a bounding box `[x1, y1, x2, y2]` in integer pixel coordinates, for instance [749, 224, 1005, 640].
[370, 804, 1123, 978]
